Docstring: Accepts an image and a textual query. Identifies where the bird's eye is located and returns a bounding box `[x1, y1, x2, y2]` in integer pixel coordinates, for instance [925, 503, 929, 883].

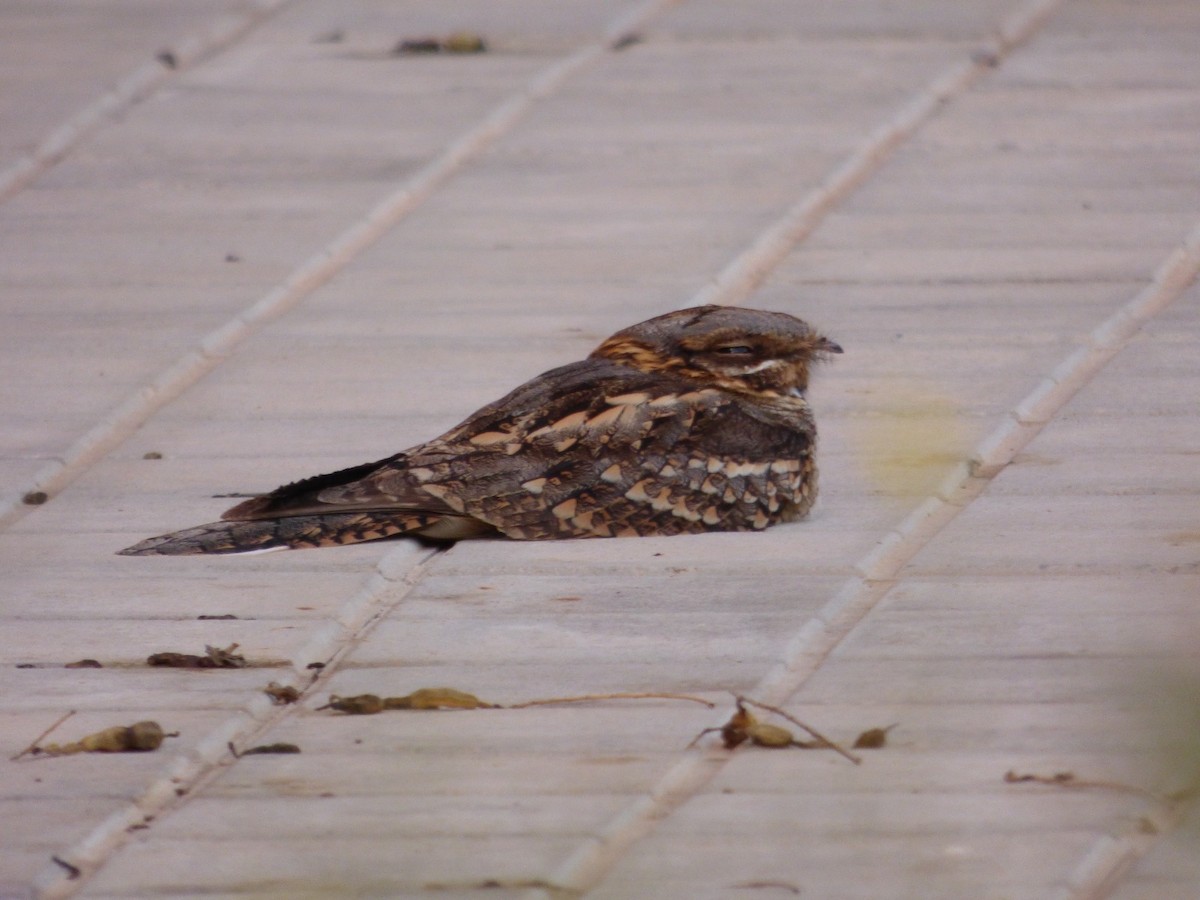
[714, 345, 754, 355]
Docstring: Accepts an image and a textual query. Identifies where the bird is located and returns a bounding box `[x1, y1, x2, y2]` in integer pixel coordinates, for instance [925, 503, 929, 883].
[118, 305, 841, 555]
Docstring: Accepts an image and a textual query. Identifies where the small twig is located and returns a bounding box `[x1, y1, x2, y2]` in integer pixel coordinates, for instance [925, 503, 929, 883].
[11, 710, 76, 761]
[738, 696, 862, 765]
[1003, 770, 1161, 801]
[505, 692, 715, 709]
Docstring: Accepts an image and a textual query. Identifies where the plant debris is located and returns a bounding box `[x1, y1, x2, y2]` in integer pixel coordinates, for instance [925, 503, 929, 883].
[31, 721, 175, 756]
[385, 687, 496, 710]
[729, 880, 801, 895]
[1003, 769, 1162, 799]
[319, 689, 494, 714]
[853, 724, 898, 749]
[238, 743, 301, 756]
[1004, 770, 1076, 786]
[64, 659, 103, 669]
[393, 32, 487, 55]
[319, 687, 714, 715]
[147, 643, 246, 669]
[50, 856, 81, 879]
[610, 32, 643, 52]
[11, 711, 76, 760]
[264, 682, 301, 705]
[507, 691, 713, 710]
[690, 697, 862, 764]
[22, 491, 48, 505]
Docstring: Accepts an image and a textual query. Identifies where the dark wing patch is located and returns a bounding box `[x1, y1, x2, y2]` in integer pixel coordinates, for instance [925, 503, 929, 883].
[219, 452, 462, 521]
[384, 360, 818, 539]
[220, 358, 816, 541]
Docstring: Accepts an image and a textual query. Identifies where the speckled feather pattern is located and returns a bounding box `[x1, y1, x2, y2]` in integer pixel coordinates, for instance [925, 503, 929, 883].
[119, 306, 840, 555]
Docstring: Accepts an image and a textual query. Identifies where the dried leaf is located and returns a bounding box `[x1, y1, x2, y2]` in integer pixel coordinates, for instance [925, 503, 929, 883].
[691, 698, 861, 762]
[264, 682, 300, 705]
[745, 721, 796, 749]
[739, 696, 862, 765]
[321, 694, 385, 715]
[147, 642, 245, 669]
[443, 32, 487, 54]
[35, 721, 172, 755]
[147, 652, 211, 668]
[241, 743, 301, 755]
[383, 688, 495, 710]
[852, 724, 898, 749]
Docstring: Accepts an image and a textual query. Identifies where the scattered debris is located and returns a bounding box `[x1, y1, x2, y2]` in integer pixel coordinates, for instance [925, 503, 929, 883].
[730, 880, 801, 895]
[22, 491, 48, 506]
[312, 29, 345, 44]
[320, 687, 714, 715]
[971, 48, 1000, 68]
[234, 742, 301, 756]
[690, 697, 861, 764]
[156, 50, 178, 70]
[142, 451, 163, 460]
[11, 711, 76, 760]
[31, 721, 175, 756]
[321, 694, 384, 715]
[384, 687, 495, 710]
[394, 37, 439, 54]
[50, 856, 81, 879]
[1003, 769, 1161, 800]
[147, 643, 246, 669]
[197, 614, 238, 621]
[393, 32, 487, 55]
[64, 659, 103, 669]
[853, 724, 898, 749]
[224, 252, 242, 263]
[263, 682, 301, 705]
[1004, 770, 1076, 786]
[506, 691, 713, 710]
[610, 32, 643, 52]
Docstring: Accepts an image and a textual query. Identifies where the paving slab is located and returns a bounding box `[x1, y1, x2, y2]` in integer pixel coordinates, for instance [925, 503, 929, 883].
[1, 0, 1198, 898]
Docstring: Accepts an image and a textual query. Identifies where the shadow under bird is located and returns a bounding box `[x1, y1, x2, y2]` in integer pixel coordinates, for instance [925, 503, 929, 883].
[119, 305, 841, 556]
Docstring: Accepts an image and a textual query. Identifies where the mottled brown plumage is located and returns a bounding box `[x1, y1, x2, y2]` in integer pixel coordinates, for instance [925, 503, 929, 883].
[119, 306, 840, 555]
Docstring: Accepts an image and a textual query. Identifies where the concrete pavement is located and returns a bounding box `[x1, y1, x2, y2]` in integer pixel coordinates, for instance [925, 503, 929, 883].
[1, 1, 1198, 897]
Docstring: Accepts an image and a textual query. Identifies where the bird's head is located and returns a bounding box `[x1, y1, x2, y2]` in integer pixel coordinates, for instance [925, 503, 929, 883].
[591, 305, 842, 399]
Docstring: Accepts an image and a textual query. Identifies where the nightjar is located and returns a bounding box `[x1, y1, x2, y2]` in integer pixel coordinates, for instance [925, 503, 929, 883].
[119, 305, 841, 555]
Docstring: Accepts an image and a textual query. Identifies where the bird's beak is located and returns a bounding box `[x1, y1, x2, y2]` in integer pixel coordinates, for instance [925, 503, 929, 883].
[819, 337, 843, 354]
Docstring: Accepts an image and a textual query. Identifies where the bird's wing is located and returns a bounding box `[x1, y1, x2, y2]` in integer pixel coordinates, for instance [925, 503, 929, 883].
[223, 359, 813, 538]
[388, 360, 814, 538]
[219, 452, 453, 522]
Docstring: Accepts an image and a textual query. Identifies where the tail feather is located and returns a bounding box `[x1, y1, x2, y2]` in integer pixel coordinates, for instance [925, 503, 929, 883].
[117, 511, 442, 556]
